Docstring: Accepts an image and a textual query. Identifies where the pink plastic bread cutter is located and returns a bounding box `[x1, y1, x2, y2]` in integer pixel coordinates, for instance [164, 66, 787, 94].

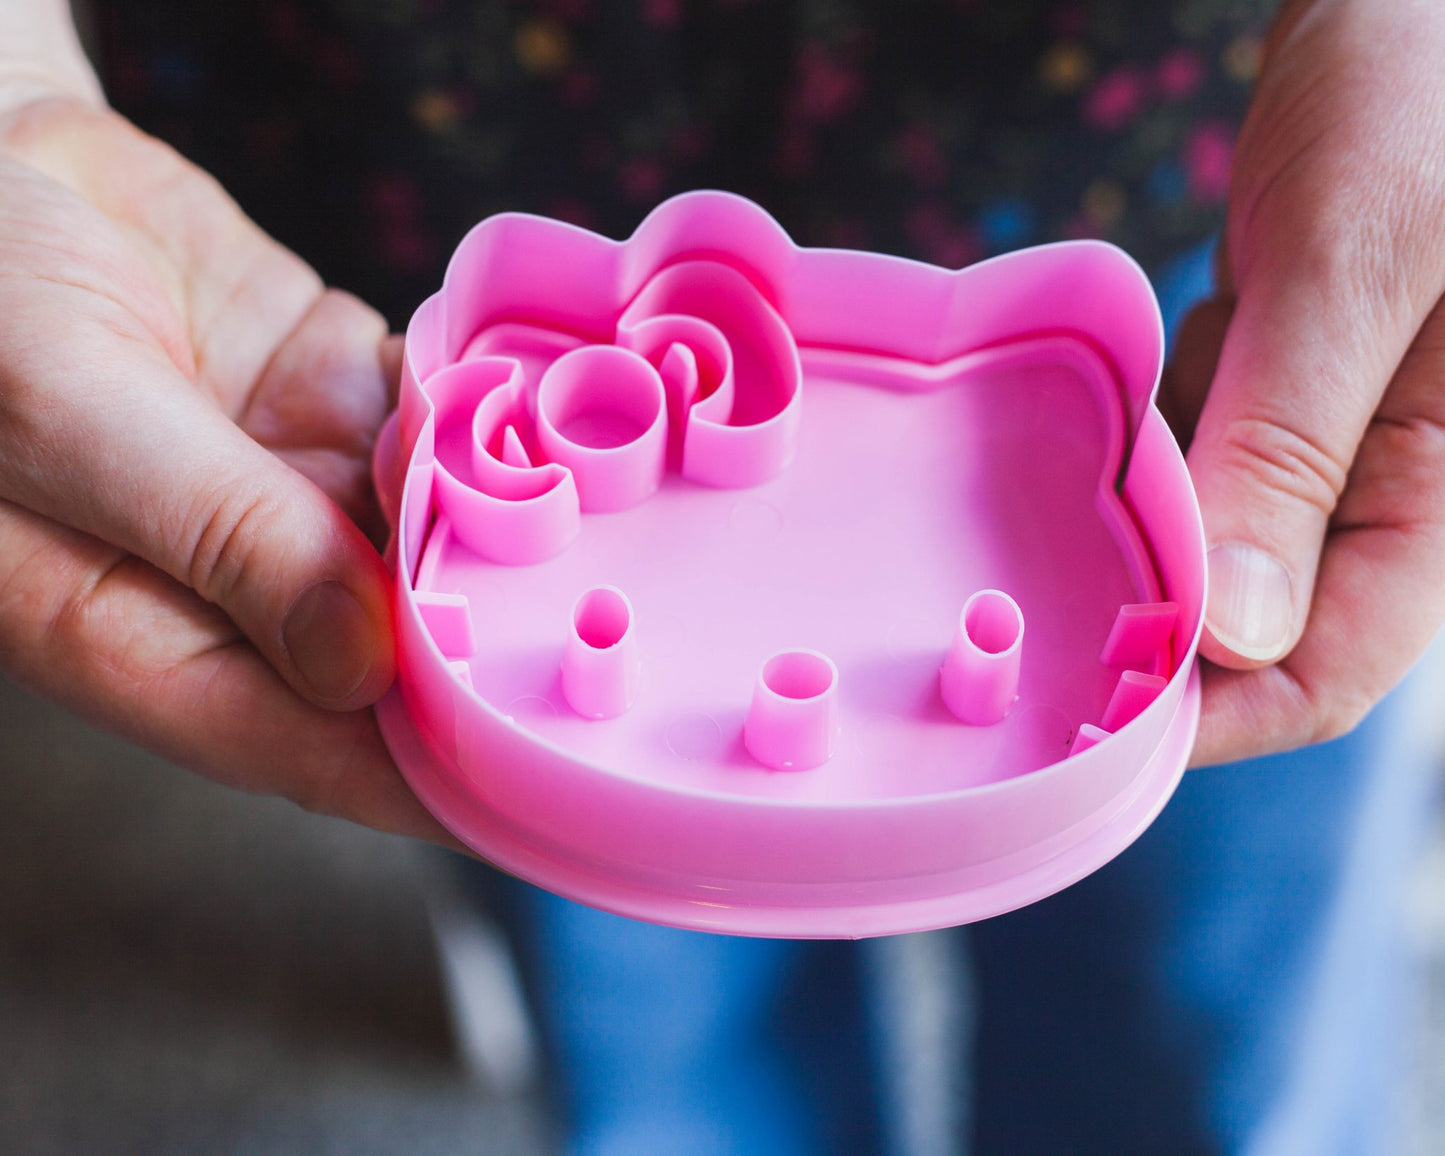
[372, 190, 1206, 938]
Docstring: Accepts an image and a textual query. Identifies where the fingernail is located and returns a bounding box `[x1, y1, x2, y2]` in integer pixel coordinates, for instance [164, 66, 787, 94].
[1205, 542, 1294, 662]
[282, 581, 378, 704]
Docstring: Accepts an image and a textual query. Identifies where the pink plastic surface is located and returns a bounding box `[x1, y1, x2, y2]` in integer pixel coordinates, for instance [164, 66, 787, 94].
[373, 190, 1206, 939]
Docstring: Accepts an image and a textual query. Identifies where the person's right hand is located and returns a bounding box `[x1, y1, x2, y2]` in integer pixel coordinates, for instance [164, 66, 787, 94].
[0, 93, 454, 847]
[1162, 0, 1445, 767]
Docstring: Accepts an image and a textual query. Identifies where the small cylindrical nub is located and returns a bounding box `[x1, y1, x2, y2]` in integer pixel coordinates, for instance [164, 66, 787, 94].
[940, 589, 1023, 725]
[561, 586, 641, 719]
[744, 650, 839, 771]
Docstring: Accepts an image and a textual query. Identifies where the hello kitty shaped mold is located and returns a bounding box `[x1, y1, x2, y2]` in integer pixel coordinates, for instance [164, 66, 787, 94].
[372, 190, 1206, 939]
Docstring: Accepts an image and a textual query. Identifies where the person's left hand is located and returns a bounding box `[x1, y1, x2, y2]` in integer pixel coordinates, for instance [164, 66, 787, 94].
[0, 94, 453, 845]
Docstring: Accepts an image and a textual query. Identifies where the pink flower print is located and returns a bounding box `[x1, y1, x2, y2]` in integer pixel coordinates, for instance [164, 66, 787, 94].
[643, 0, 682, 28]
[774, 122, 816, 179]
[1063, 212, 1103, 241]
[904, 203, 980, 269]
[927, 229, 982, 270]
[366, 173, 437, 276]
[561, 68, 599, 109]
[619, 157, 666, 203]
[536, 0, 590, 22]
[821, 216, 870, 251]
[1084, 67, 1146, 132]
[265, 3, 310, 57]
[794, 42, 862, 124]
[450, 85, 478, 119]
[1156, 49, 1204, 100]
[1183, 121, 1235, 202]
[904, 203, 951, 250]
[1049, 3, 1089, 38]
[896, 122, 947, 189]
[547, 198, 597, 231]
[581, 133, 612, 171]
[670, 122, 712, 163]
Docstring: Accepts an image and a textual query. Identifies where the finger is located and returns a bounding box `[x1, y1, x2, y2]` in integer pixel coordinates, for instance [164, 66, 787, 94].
[1193, 294, 1445, 764]
[1188, 273, 1380, 670]
[0, 497, 464, 851]
[381, 333, 406, 407]
[0, 275, 395, 711]
[239, 289, 394, 539]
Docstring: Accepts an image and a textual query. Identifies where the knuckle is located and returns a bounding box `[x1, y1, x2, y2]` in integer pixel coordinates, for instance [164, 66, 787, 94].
[319, 286, 387, 334]
[289, 764, 344, 819]
[1295, 671, 1373, 747]
[185, 486, 283, 607]
[1371, 415, 1445, 503]
[1309, 695, 1372, 746]
[1213, 415, 1350, 518]
[1271, 663, 1372, 751]
[287, 725, 365, 820]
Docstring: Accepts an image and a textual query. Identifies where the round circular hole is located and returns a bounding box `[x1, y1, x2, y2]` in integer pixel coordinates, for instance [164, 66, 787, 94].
[761, 650, 836, 700]
[963, 591, 1022, 656]
[540, 347, 662, 450]
[573, 587, 632, 650]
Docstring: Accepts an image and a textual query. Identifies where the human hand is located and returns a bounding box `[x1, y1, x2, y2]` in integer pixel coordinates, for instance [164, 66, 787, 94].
[1162, 0, 1445, 765]
[0, 92, 454, 846]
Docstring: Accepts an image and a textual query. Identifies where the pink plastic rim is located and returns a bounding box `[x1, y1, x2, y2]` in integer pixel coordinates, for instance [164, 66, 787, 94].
[374, 665, 1198, 937]
[375, 190, 1206, 938]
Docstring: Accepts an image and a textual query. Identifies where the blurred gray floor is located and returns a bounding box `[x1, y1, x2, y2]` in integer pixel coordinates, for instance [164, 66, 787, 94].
[3, 670, 1444, 1155]
[0, 675, 552, 1155]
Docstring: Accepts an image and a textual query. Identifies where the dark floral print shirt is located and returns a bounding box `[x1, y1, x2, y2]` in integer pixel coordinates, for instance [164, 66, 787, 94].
[90, 0, 1277, 327]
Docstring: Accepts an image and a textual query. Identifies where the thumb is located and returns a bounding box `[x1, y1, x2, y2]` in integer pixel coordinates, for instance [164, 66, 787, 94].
[0, 322, 394, 713]
[1187, 244, 1417, 669]
[91, 390, 393, 709]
